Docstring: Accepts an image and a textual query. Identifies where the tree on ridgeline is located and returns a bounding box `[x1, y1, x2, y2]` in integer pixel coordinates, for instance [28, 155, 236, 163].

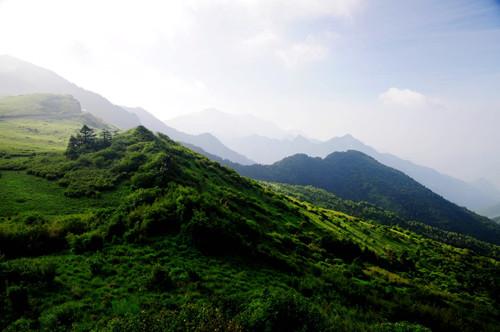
[65, 125, 114, 159]
[79, 125, 96, 145]
[65, 135, 80, 159]
[99, 129, 113, 149]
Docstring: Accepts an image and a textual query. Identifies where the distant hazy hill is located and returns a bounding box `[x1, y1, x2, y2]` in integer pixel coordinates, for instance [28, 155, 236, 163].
[166, 108, 299, 140]
[0, 94, 108, 154]
[167, 111, 499, 212]
[481, 202, 500, 219]
[0, 56, 254, 164]
[228, 150, 500, 244]
[124, 107, 254, 165]
[0, 55, 140, 129]
[228, 134, 499, 212]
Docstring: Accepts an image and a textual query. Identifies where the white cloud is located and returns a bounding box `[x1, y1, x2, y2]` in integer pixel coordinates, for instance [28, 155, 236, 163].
[379, 88, 428, 108]
[276, 37, 329, 68]
[0, 0, 364, 118]
[239, 0, 363, 22]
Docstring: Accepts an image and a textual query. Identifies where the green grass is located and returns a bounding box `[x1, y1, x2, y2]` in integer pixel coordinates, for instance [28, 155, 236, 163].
[0, 94, 111, 155]
[0, 118, 88, 154]
[0, 94, 81, 117]
[0, 127, 499, 331]
[0, 170, 128, 216]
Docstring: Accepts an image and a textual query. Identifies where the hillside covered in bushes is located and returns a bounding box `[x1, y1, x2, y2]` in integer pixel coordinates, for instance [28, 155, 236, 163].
[0, 127, 499, 331]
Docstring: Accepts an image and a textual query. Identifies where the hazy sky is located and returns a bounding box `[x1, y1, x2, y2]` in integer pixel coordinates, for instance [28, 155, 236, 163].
[0, 0, 499, 185]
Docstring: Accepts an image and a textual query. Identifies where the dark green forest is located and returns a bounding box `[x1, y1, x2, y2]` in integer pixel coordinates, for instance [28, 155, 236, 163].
[0, 126, 499, 331]
[228, 152, 500, 244]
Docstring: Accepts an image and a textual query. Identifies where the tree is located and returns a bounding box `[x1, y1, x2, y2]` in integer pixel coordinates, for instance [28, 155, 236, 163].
[79, 125, 96, 146]
[65, 135, 80, 159]
[99, 129, 112, 148]
[65, 126, 114, 159]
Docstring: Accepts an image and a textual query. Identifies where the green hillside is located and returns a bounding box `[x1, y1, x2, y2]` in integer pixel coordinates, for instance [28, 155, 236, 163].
[0, 94, 109, 154]
[0, 127, 499, 331]
[265, 183, 500, 259]
[229, 151, 500, 245]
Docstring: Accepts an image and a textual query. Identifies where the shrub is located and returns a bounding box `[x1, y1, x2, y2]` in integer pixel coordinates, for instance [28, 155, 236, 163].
[112, 152, 146, 174]
[183, 210, 243, 255]
[7, 286, 29, 313]
[373, 321, 431, 332]
[148, 265, 175, 291]
[67, 232, 104, 254]
[0, 224, 67, 258]
[39, 302, 83, 331]
[2, 318, 34, 332]
[238, 289, 330, 332]
[2, 260, 56, 285]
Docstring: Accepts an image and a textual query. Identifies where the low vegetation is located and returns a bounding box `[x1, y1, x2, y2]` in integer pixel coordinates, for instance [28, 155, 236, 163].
[265, 183, 500, 259]
[0, 126, 499, 331]
[0, 94, 110, 155]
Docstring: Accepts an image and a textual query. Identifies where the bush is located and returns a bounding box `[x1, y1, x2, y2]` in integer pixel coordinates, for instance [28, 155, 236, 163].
[183, 210, 244, 255]
[67, 232, 104, 254]
[238, 289, 331, 332]
[373, 321, 431, 332]
[3, 318, 34, 332]
[105, 303, 242, 331]
[148, 265, 175, 291]
[2, 260, 56, 285]
[39, 302, 83, 331]
[60, 169, 116, 197]
[7, 286, 29, 313]
[0, 224, 67, 258]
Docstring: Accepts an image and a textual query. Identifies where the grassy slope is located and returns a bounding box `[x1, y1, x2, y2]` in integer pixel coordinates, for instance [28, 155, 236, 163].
[0, 127, 499, 331]
[0, 94, 110, 155]
[0, 171, 127, 216]
[265, 183, 500, 259]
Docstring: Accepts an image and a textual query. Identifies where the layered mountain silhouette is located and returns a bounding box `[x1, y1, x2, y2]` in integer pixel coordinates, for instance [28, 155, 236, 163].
[0, 55, 254, 165]
[123, 107, 254, 165]
[166, 110, 500, 212]
[481, 202, 500, 219]
[0, 55, 140, 129]
[227, 150, 500, 244]
[166, 108, 301, 140]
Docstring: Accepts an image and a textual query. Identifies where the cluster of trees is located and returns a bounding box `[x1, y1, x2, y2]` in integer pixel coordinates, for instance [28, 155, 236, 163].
[65, 125, 114, 159]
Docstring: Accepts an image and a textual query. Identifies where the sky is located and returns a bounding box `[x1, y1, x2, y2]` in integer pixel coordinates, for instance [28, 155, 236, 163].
[0, 0, 500, 186]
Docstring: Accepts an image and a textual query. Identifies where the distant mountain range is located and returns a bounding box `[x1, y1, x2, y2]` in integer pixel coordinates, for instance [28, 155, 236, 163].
[123, 107, 253, 165]
[0, 55, 253, 165]
[166, 110, 500, 213]
[226, 150, 500, 244]
[0, 55, 140, 129]
[166, 108, 301, 140]
[480, 202, 500, 219]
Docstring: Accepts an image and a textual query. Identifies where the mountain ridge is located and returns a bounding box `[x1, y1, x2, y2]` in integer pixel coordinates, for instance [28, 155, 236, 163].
[165, 110, 498, 212]
[0, 55, 254, 165]
[0, 55, 140, 129]
[124, 106, 254, 165]
[226, 150, 500, 244]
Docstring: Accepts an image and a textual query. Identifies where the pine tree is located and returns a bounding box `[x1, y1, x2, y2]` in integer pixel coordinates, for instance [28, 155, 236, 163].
[79, 125, 96, 147]
[100, 129, 112, 148]
[65, 135, 79, 159]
